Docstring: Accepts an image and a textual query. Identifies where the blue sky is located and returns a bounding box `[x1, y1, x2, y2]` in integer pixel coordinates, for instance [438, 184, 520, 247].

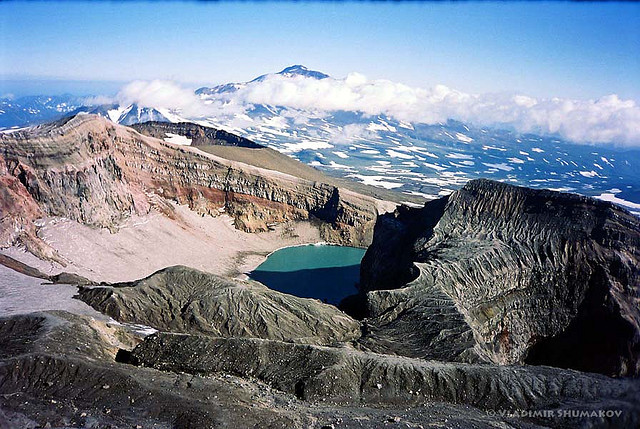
[1, 1, 639, 101]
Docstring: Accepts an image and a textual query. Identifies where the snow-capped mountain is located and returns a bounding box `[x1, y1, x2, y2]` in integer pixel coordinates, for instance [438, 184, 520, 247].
[250, 64, 330, 83]
[70, 104, 170, 125]
[195, 65, 329, 97]
[2, 65, 639, 213]
[0, 97, 170, 128]
[190, 67, 640, 213]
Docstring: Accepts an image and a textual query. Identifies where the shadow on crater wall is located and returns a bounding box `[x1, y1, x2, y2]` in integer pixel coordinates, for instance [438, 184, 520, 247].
[249, 264, 360, 306]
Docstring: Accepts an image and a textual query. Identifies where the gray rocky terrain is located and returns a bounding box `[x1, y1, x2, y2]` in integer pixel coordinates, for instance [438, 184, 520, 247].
[1, 117, 639, 428]
[358, 179, 640, 377]
[0, 311, 557, 428]
[77, 265, 360, 345]
[2, 310, 638, 428]
[130, 331, 640, 427]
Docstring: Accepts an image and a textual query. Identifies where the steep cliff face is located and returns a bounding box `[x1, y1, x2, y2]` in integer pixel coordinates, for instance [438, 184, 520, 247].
[0, 155, 44, 251]
[0, 115, 382, 259]
[130, 121, 263, 148]
[359, 179, 640, 377]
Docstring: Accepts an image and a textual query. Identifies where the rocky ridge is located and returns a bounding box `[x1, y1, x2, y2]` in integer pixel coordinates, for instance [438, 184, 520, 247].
[358, 179, 640, 377]
[0, 114, 385, 261]
[77, 265, 360, 345]
[2, 311, 558, 429]
[0, 311, 309, 428]
[131, 121, 263, 148]
[127, 331, 640, 428]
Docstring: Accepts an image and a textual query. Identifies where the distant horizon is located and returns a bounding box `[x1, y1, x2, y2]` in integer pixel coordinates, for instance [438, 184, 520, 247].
[2, 61, 640, 147]
[3, 50, 640, 102]
[2, 1, 639, 146]
[0, 78, 128, 98]
[3, 60, 639, 104]
[0, 64, 640, 104]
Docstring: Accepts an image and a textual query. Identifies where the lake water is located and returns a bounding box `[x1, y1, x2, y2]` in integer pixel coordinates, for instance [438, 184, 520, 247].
[249, 244, 366, 305]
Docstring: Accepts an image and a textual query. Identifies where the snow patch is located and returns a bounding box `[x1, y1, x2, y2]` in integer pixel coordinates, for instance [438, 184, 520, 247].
[107, 106, 129, 123]
[600, 156, 614, 167]
[508, 157, 525, 164]
[423, 162, 447, 171]
[281, 140, 333, 153]
[446, 153, 473, 160]
[482, 162, 514, 172]
[596, 192, 640, 212]
[347, 174, 403, 189]
[164, 133, 192, 145]
[482, 145, 507, 152]
[387, 150, 413, 160]
[455, 132, 473, 143]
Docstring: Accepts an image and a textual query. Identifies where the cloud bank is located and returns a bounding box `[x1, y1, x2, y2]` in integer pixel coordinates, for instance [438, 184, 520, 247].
[115, 80, 245, 119]
[117, 73, 640, 146]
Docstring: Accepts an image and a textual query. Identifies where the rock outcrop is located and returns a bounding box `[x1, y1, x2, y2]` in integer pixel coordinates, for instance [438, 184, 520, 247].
[0, 311, 311, 428]
[130, 121, 263, 148]
[357, 179, 640, 377]
[0, 115, 384, 260]
[127, 331, 640, 428]
[77, 265, 360, 345]
[2, 311, 569, 429]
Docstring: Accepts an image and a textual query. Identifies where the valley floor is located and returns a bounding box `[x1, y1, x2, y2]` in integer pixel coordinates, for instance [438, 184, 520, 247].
[1, 202, 325, 284]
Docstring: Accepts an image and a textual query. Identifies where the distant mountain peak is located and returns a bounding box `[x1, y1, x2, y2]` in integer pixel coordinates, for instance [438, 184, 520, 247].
[277, 65, 329, 80]
[196, 65, 330, 96]
[63, 103, 170, 126]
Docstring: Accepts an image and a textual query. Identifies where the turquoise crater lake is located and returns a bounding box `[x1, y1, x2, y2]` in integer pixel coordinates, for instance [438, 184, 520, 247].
[249, 244, 366, 305]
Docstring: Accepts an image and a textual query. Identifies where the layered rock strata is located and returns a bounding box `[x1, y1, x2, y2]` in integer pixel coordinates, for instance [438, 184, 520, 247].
[0, 115, 384, 261]
[358, 179, 640, 376]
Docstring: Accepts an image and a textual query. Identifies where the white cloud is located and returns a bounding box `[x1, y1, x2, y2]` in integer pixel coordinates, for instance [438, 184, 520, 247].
[83, 95, 115, 105]
[118, 80, 197, 110]
[116, 80, 245, 119]
[116, 74, 640, 146]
